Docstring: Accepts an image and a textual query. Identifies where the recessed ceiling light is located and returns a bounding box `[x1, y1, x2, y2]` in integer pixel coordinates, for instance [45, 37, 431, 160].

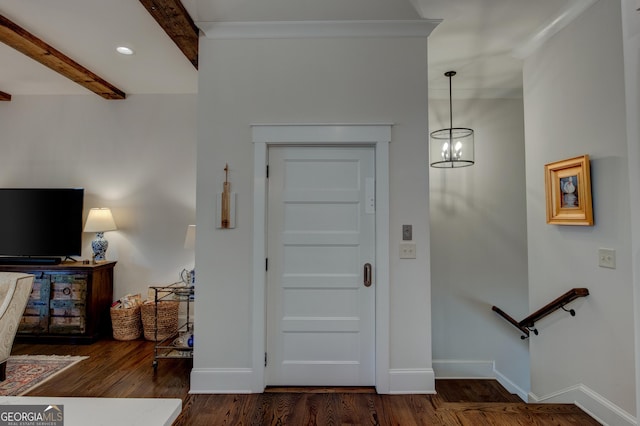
[116, 46, 134, 55]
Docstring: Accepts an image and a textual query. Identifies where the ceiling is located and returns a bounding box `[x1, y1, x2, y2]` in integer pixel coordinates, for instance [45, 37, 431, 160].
[0, 0, 595, 100]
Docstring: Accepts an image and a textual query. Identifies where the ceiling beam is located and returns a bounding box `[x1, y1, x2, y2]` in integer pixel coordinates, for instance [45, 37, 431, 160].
[139, 0, 199, 69]
[0, 14, 125, 99]
[0, 90, 11, 101]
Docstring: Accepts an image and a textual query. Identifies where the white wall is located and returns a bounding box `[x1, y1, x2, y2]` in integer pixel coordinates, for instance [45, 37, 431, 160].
[0, 94, 197, 300]
[621, 0, 640, 419]
[523, 0, 636, 421]
[429, 97, 530, 398]
[192, 35, 434, 392]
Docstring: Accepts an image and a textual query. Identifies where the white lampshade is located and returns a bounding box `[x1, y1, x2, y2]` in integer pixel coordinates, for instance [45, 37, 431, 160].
[83, 208, 117, 232]
[184, 224, 196, 249]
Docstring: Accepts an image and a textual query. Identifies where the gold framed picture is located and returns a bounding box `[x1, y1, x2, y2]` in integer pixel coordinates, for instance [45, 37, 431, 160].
[544, 155, 593, 226]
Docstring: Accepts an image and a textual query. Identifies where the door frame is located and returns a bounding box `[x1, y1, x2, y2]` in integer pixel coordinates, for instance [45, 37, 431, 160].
[251, 124, 391, 393]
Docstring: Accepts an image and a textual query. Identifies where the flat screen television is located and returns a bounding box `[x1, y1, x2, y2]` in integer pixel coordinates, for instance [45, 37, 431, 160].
[0, 188, 84, 263]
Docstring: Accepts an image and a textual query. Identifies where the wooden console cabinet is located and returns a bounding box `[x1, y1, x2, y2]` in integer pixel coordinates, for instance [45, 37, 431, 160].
[0, 261, 116, 344]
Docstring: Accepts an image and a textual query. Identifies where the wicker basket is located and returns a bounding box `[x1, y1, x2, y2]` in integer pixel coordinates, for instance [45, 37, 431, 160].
[110, 305, 142, 341]
[141, 301, 180, 341]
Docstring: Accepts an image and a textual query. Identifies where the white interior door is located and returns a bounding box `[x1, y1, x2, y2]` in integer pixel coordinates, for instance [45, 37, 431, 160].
[266, 146, 375, 386]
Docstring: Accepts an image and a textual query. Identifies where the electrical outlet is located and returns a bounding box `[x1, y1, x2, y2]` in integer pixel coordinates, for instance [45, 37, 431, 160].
[598, 248, 616, 269]
[400, 243, 416, 259]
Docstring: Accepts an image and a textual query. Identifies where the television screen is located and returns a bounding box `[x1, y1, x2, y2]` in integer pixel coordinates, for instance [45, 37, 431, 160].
[0, 188, 84, 258]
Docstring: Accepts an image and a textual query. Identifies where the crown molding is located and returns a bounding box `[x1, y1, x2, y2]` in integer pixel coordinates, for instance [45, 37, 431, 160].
[198, 19, 440, 39]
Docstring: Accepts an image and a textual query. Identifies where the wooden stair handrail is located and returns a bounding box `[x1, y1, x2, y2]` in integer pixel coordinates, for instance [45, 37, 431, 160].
[491, 306, 530, 338]
[492, 288, 589, 339]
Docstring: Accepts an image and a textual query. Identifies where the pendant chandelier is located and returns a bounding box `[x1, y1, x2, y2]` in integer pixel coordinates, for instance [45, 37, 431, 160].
[430, 71, 474, 168]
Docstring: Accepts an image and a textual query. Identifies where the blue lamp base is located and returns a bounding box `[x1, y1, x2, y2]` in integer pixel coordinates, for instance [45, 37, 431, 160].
[91, 232, 109, 261]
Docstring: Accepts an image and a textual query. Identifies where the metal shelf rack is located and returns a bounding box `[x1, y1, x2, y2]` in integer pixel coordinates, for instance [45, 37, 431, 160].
[149, 284, 194, 370]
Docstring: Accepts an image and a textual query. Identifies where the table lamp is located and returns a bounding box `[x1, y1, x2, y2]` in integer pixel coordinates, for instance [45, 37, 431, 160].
[83, 208, 117, 261]
[184, 224, 196, 250]
[181, 225, 196, 287]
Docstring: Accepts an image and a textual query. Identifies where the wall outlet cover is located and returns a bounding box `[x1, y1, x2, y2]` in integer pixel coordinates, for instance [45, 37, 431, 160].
[598, 248, 616, 269]
[400, 243, 416, 259]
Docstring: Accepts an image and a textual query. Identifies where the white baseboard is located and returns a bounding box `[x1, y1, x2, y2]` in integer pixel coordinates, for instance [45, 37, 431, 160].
[189, 362, 636, 426]
[388, 368, 435, 394]
[493, 368, 528, 402]
[432, 360, 528, 402]
[190, 368, 255, 394]
[529, 384, 637, 426]
[403, 360, 636, 425]
[190, 367, 437, 394]
[433, 360, 495, 379]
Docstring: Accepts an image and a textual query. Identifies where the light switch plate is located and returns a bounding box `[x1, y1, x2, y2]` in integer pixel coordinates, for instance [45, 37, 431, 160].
[598, 248, 616, 269]
[402, 224, 412, 241]
[400, 243, 416, 259]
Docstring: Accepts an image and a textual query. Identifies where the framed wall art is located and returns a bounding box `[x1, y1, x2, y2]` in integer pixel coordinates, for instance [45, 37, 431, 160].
[544, 155, 593, 226]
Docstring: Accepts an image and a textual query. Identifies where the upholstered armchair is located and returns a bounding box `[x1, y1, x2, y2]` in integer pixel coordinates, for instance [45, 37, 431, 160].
[0, 272, 33, 381]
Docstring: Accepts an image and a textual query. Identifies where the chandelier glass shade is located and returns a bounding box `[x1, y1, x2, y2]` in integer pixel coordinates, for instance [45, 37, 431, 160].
[430, 71, 474, 168]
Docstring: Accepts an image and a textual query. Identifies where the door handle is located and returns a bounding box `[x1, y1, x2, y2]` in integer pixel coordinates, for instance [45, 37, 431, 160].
[364, 263, 372, 287]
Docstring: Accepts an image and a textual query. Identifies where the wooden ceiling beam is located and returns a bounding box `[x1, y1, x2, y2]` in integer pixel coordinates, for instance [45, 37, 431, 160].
[0, 14, 125, 100]
[0, 90, 11, 101]
[139, 0, 199, 69]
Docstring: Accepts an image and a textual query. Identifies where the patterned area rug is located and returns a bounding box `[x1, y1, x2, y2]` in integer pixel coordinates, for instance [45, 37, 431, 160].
[0, 355, 88, 396]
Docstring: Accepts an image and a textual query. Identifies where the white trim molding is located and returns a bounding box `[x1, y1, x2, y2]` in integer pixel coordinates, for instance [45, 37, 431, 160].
[529, 384, 637, 426]
[433, 360, 495, 379]
[433, 360, 528, 402]
[251, 124, 391, 394]
[190, 368, 255, 394]
[388, 369, 436, 394]
[493, 369, 528, 403]
[198, 20, 439, 39]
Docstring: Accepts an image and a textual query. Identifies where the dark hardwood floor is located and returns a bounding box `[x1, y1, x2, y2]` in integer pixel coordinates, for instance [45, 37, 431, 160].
[11, 339, 191, 399]
[11, 339, 600, 425]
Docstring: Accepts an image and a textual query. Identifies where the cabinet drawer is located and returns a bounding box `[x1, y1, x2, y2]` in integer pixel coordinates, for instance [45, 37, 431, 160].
[18, 303, 48, 334]
[51, 273, 87, 290]
[49, 300, 86, 334]
[51, 273, 87, 284]
[49, 300, 85, 317]
[49, 316, 85, 334]
[51, 281, 86, 301]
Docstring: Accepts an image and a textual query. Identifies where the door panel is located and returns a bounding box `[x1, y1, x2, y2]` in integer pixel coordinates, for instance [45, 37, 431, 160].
[266, 146, 375, 386]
